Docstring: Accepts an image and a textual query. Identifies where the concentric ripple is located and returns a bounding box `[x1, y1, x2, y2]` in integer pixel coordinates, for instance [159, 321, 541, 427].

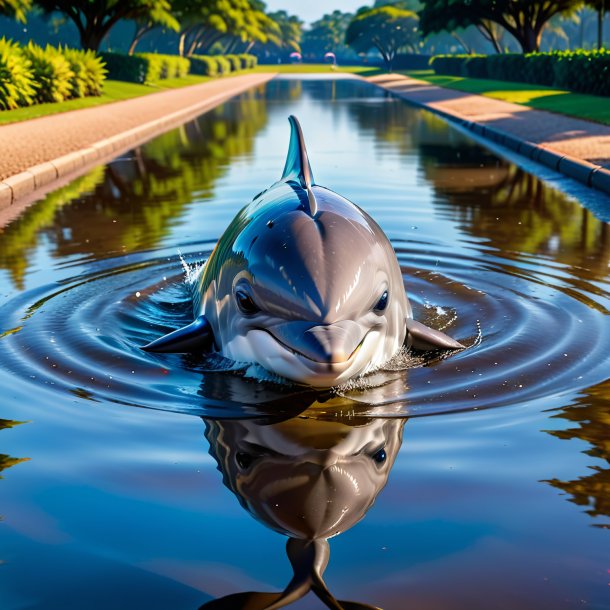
[1, 238, 608, 419]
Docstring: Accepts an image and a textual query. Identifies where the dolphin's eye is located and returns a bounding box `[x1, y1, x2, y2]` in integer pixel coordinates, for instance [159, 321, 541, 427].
[372, 448, 387, 464]
[374, 291, 389, 312]
[236, 452, 255, 470]
[235, 289, 260, 315]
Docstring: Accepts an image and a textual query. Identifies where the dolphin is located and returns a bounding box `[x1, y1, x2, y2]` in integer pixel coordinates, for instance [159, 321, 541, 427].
[200, 411, 405, 609]
[142, 116, 462, 387]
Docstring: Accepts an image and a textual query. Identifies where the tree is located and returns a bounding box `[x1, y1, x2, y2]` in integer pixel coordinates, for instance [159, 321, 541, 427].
[301, 10, 354, 60]
[585, 0, 609, 48]
[419, 0, 583, 53]
[33, 0, 178, 51]
[345, 5, 420, 70]
[174, 0, 258, 57]
[127, 0, 180, 55]
[0, 0, 31, 23]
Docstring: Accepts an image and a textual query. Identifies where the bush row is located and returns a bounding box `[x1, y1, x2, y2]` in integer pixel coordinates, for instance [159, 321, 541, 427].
[100, 52, 257, 83]
[0, 38, 106, 110]
[430, 50, 610, 96]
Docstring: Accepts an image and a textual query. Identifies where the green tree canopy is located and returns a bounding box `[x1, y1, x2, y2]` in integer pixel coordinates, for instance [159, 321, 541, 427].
[0, 0, 31, 22]
[345, 5, 420, 70]
[33, 0, 177, 50]
[419, 0, 583, 53]
[301, 10, 354, 59]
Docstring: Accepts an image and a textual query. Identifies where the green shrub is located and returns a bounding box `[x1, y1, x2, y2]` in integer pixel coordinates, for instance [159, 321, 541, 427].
[214, 56, 231, 75]
[239, 54, 257, 69]
[99, 51, 147, 83]
[553, 49, 610, 96]
[0, 38, 36, 110]
[23, 43, 74, 103]
[224, 54, 241, 72]
[190, 55, 218, 76]
[168, 55, 190, 78]
[60, 47, 106, 98]
[432, 50, 610, 96]
[430, 54, 468, 76]
[463, 55, 487, 78]
[137, 52, 164, 82]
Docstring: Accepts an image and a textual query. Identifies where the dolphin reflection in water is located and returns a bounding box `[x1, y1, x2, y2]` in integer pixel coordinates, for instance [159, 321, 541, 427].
[143, 116, 462, 387]
[200, 409, 405, 610]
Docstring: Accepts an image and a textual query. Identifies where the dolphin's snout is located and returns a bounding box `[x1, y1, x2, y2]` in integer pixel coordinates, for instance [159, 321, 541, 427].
[268, 320, 365, 365]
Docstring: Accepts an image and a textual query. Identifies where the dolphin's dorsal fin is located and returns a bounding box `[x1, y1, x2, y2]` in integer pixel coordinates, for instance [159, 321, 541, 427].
[281, 116, 318, 216]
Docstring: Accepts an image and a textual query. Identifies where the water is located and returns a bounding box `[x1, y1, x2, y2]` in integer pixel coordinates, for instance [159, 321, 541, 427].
[0, 78, 608, 609]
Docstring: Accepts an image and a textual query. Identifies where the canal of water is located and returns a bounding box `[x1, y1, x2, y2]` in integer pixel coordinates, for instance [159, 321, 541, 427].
[0, 77, 609, 609]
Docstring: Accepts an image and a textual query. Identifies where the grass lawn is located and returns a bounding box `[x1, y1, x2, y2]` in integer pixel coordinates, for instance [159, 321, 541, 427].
[251, 63, 383, 75]
[403, 70, 610, 126]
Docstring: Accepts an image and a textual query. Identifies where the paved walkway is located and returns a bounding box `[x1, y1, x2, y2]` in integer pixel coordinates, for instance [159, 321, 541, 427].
[0, 72, 275, 215]
[367, 74, 610, 194]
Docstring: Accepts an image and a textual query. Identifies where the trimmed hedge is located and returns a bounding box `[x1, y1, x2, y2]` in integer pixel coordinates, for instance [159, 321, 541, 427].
[430, 50, 610, 96]
[189, 53, 257, 76]
[0, 38, 36, 110]
[225, 54, 242, 72]
[190, 55, 219, 76]
[100, 52, 190, 84]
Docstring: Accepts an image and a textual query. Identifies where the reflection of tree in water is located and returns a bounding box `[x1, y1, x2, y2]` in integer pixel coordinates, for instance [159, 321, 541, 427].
[0, 419, 29, 478]
[0, 88, 268, 289]
[545, 380, 610, 524]
[417, 138, 610, 280]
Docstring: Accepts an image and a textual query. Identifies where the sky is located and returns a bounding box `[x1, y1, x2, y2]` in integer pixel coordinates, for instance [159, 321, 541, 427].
[264, 0, 366, 25]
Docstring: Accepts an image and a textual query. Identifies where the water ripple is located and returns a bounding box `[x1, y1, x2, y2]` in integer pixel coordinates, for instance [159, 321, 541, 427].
[1, 238, 608, 420]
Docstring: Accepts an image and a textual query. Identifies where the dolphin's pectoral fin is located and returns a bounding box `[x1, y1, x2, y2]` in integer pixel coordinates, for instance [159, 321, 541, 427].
[406, 318, 464, 351]
[141, 315, 213, 353]
[198, 591, 284, 610]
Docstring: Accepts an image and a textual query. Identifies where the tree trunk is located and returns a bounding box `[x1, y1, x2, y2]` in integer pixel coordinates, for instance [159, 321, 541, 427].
[129, 24, 153, 56]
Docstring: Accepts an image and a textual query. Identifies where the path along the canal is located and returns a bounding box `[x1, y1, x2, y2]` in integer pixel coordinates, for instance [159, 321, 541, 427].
[2, 70, 610, 225]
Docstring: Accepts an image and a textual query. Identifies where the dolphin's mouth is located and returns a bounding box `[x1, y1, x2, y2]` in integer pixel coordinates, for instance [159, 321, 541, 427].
[262, 329, 368, 366]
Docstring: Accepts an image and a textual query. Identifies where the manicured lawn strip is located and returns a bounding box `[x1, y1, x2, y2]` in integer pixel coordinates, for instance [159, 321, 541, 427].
[403, 70, 610, 126]
[252, 63, 383, 75]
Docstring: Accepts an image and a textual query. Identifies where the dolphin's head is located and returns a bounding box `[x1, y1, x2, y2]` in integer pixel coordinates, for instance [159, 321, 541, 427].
[207, 185, 410, 387]
[142, 116, 462, 386]
[205, 413, 404, 539]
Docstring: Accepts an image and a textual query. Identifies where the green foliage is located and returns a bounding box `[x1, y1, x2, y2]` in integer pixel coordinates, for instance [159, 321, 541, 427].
[419, 0, 582, 53]
[553, 49, 610, 96]
[239, 53, 257, 69]
[224, 54, 241, 71]
[345, 6, 420, 70]
[99, 51, 148, 83]
[431, 50, 610, 96]
[33, 0, 178, 51]
[22, 42, 73, 103]
[61, 47, 107, 97]
[214, 55, 231, 75]
[0, 0, 31, 23]
[0, 37, 36, 109]
[100, 52, 189, 84]
[190, 55, 219, 76]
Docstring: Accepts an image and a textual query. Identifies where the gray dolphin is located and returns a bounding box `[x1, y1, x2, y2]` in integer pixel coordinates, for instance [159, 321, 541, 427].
[200, 411, 405, 609]
[142, 116, 462, 387]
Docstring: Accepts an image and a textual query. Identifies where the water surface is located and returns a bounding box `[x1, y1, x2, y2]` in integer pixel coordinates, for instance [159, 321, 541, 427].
[0, 78, 609, 610]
